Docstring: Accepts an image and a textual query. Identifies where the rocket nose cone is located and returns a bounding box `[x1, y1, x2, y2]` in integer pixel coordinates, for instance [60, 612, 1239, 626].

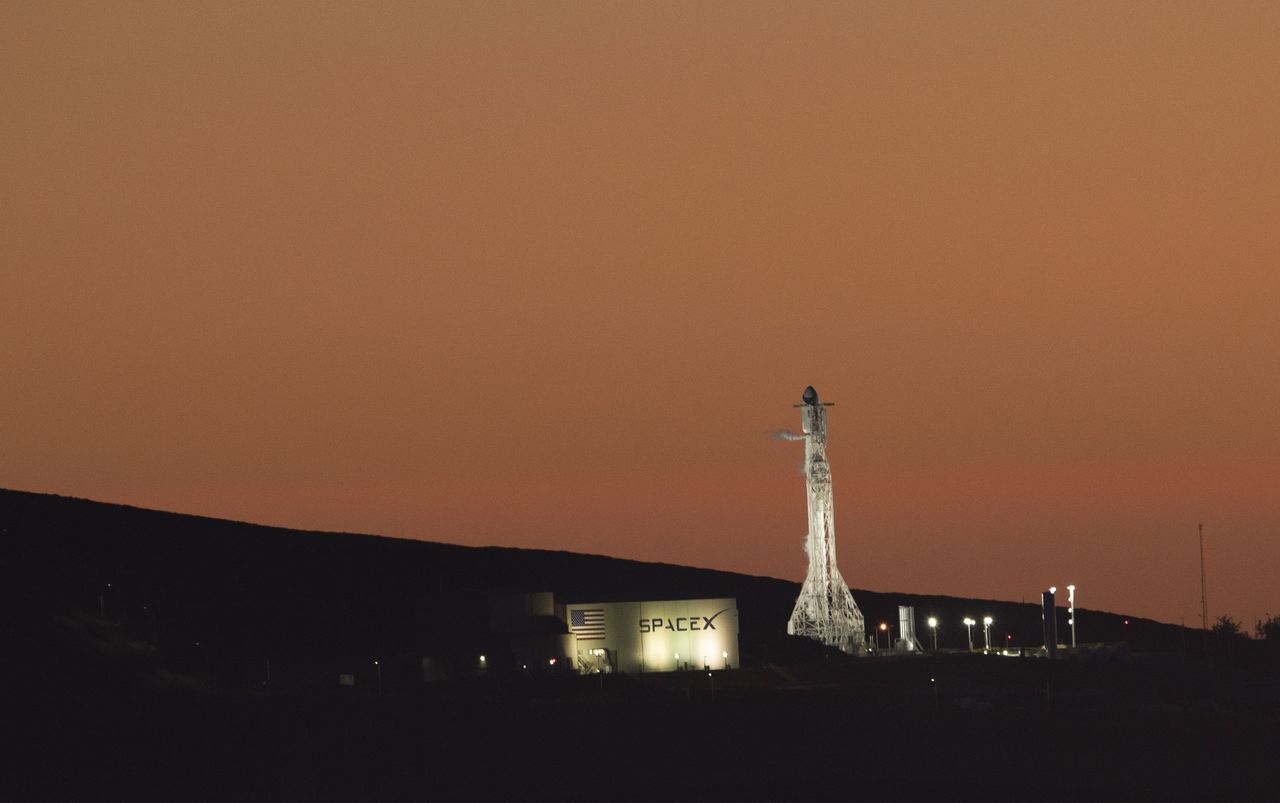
[802, 385, 819, 405]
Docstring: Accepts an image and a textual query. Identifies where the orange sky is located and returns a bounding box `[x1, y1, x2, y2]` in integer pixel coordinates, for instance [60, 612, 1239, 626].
[4, 1, 1278, 629]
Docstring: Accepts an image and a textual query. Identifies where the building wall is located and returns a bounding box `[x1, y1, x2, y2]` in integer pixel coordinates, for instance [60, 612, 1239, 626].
[488, 591, 555, 634]
[566, 598, 739, 673]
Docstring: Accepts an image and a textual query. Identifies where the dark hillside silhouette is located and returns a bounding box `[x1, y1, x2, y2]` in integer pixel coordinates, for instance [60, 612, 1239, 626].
[4, 488, 1277, 801]
[4, 486, 1188, 685]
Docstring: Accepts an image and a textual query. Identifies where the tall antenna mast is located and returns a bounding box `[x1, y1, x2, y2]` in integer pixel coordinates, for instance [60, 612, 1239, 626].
[1199, 523, 1208, 638]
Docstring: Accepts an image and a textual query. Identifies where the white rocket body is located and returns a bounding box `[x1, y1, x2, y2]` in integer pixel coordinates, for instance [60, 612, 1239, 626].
[786, 387, 867, 653]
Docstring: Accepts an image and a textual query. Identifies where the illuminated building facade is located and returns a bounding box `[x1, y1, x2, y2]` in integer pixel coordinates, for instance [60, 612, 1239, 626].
[564, 598, 740, 673]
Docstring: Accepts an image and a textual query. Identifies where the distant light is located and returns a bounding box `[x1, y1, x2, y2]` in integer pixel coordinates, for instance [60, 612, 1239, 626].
[1049, 586, 1057, 594]
[674, 653, 680, 661]
[879, 622, 888, 631]
[963, 617, 975, 626]
[1067, 584, 1075, 592]
[479, 655, 486, 663]
[373, 659, 379, 666]
[548, 658, 556, 666]
[722, 651, 729, 659]
[927, 617, 938, 629]
[1124, 619, 1130, 625]
[983, 616, 993, 626]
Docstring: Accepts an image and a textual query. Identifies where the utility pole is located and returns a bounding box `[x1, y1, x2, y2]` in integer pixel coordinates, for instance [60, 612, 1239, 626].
[1067, 585, 1077, 648]
[1199, 523, 1209, 648]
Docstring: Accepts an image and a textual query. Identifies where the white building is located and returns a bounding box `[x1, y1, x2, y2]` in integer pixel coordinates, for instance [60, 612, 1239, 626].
[564, 598, 740, 673]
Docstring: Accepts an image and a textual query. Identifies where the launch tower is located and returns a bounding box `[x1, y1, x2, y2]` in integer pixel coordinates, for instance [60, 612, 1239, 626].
[785, 386, 866, 653]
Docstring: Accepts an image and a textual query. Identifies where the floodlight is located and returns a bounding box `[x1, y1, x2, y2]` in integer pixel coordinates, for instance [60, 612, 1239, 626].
[983, 616, 993, 625]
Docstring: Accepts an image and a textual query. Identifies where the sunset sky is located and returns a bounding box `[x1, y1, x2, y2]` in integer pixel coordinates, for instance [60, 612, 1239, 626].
[4, 2, 1278, 630]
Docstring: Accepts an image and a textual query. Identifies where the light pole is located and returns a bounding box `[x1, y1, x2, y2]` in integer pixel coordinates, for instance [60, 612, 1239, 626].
[722, 650, 729, 670]
[1067, 584, 1077, 648]
[879, 622, 889, 650]
[983, 616, 993, 652]
[963, 618, 975, 651]
[674, 652, 680, 671]
[374, 659, 381, 695]
[927, 617, 938, 651]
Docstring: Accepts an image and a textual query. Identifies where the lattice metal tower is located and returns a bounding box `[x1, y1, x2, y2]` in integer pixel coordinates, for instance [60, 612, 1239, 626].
[785, 386, 867, 653]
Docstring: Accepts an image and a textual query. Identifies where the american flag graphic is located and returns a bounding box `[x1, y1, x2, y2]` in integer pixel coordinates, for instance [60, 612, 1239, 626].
[570, 608, 606, 641]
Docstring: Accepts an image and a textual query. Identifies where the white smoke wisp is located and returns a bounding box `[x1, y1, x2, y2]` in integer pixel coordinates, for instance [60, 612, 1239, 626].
[774, 429, 806, 441]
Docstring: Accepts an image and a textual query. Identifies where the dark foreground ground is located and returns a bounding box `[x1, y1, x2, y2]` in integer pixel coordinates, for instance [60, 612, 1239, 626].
[9, 614, 1279, 802]
[4, 489, 1276, 801]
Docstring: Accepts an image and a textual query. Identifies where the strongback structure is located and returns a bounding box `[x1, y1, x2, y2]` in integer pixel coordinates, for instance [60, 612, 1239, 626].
[785, 386, 867, 653]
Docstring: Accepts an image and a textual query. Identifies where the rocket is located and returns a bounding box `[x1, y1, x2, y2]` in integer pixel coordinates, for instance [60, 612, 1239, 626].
[785, 385, 867, 654]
